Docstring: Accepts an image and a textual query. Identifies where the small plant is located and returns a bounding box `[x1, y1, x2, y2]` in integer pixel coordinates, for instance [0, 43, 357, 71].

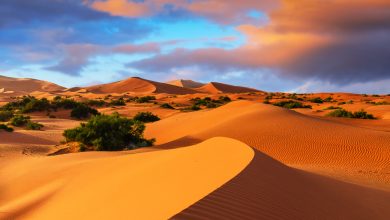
[133, 112, 160, 123]
[136, 96, 156, 103]
[219, 96, 231, 102]
[323, 106, 341, 110]
[10, 115, 30, 127]
[0, 110, 14, 122]
[0, 124, 14, 132]
[71, 104, 99, 119]
[110, 98, 126, 106]
[26, 121, 44, 130]
[327, 109, 375, 119]
[160, 103, 174, 109]
[273, 100, 312, 109]
[310, 97, 323, 103]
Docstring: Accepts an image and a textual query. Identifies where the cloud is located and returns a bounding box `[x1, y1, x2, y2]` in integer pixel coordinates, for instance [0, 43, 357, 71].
[129, 0, 390, 86]
[89, 0, 277, 24]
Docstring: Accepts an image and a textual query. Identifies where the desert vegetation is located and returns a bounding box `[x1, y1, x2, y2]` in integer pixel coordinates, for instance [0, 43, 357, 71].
[133, 112, 160, 123]
[327, 109, 375, 119]
[273, 100, 312, 109]
[63, 113, 155, 151]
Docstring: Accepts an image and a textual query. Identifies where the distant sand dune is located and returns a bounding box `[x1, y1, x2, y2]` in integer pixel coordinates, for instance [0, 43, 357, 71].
[167, 79, 205, 89]
[0, 75, 64, 94]
[195, 82, 260, 94]
[85, 77, 197, 94]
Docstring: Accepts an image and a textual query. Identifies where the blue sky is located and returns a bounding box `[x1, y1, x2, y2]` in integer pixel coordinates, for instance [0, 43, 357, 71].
[1, 0, 389, 93]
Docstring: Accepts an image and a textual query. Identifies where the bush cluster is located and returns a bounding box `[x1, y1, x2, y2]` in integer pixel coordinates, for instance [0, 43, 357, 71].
[133, 112, 160, 123]
[273, 100, 312, 109]
[0, 124, 13, 132]
[160, 103, 175, 109]
[63, 113, 155, 151]
[71, 104, 99, 119]
[109, 98, 126, 106]
[327, 109, 375, 119]
[0, 110, 14, 122]
[190, 96, 232, 109]
[9, 115, 44, 130]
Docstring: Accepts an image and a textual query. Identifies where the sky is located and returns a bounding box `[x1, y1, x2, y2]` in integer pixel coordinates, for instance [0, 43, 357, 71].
[0, 0, 389, 93]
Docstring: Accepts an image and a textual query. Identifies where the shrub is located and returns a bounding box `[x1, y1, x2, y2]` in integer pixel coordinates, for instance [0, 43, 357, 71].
[219, 96, 231, 102]
[110, 98, 126, 106]
[84, 99, 107, 107]
[0, 110, 14, 122]
[71, 104, 99, 119]
[160, 103, 174, 109]
[0, 124, 13, 132]
[310, 97, 323, 103]
[338, 101, 346, 105]
[190, 105, 201, 111]
[63, 113, 155, 151]
[21, 98, 51, 113]
[323, 106, 341, 110]
[323, 96, 333, 102]
[136, 96, 156, 103]
[327, 109, 375, 119]
[273, 100, 312, 109]
[26, 121, 44, 130]
[133, 112, 160, 123]
[10, 115, 31, 127]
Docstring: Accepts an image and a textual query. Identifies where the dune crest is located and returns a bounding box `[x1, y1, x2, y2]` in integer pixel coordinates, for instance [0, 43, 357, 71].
[85, 77, 197, 94]
[146, 100, 390, 189]
[0, 75, 65, 94]
[167, 79, 205, 88]
[0, 137, 254, 219]
[195, 82, 260, 94]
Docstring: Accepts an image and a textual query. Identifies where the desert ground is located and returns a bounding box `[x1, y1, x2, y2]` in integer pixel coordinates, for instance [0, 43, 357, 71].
[1, 76, 390, 219]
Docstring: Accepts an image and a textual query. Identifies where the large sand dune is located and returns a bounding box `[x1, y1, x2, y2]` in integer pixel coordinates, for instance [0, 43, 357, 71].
[195, 82, 260, 94]
[146, 101, 390, 189]
[0, 75, 64, 94]
[0, 137, 253, 219]
[85, 77, 197, 94]
[174, 149, 390, 220]
[167, 79, 205, 88]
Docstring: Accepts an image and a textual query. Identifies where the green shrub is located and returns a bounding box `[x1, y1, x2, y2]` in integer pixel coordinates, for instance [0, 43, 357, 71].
[0, 124, 13, 132]
[219, 96, 231, 102]
[273, 100, 312, 109]
[110, 98, 126, 106]
[338, 101, 346, 105]
[323, 106, 341, 110]
[26, 121, 44, 130]
[0, 110, 14, 122]
[327, 109, 375, 119]
[160, 103, 174, 109]
[133, 112, 160, 123]
[84, 99, 107, 107]
[10, 115, 31, 127]
[310, 97, 323, 103]
[63, 113, 155, 151]
[136, 96, 156, 103]
[21, 98, 51, 113]
[71, 104, 99, 119]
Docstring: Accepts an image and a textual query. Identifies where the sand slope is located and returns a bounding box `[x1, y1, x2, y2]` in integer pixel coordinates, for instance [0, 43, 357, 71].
[85, 77, 197, 94]
[195, 82, 260, 94]
[174, 149, 390, 220]
[0, 137, 253, 219]
[167, 79, 205, 88]
[146, 101, 390, 189]
[0, 75, 65, 94]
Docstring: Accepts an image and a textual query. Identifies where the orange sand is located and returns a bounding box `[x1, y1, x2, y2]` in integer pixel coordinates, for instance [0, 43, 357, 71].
[0, 137, 253, 219]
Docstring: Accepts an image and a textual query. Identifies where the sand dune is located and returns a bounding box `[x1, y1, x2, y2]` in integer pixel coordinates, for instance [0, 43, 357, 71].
[167, 79, 205, 88]
[195, 82, 260, 94]
[146, 101, 390, 189]
[174, 149, 390, 220]
[85, 77, 197, 94]
[0, 75, 65, 94]
[0, 137, 253, 219]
